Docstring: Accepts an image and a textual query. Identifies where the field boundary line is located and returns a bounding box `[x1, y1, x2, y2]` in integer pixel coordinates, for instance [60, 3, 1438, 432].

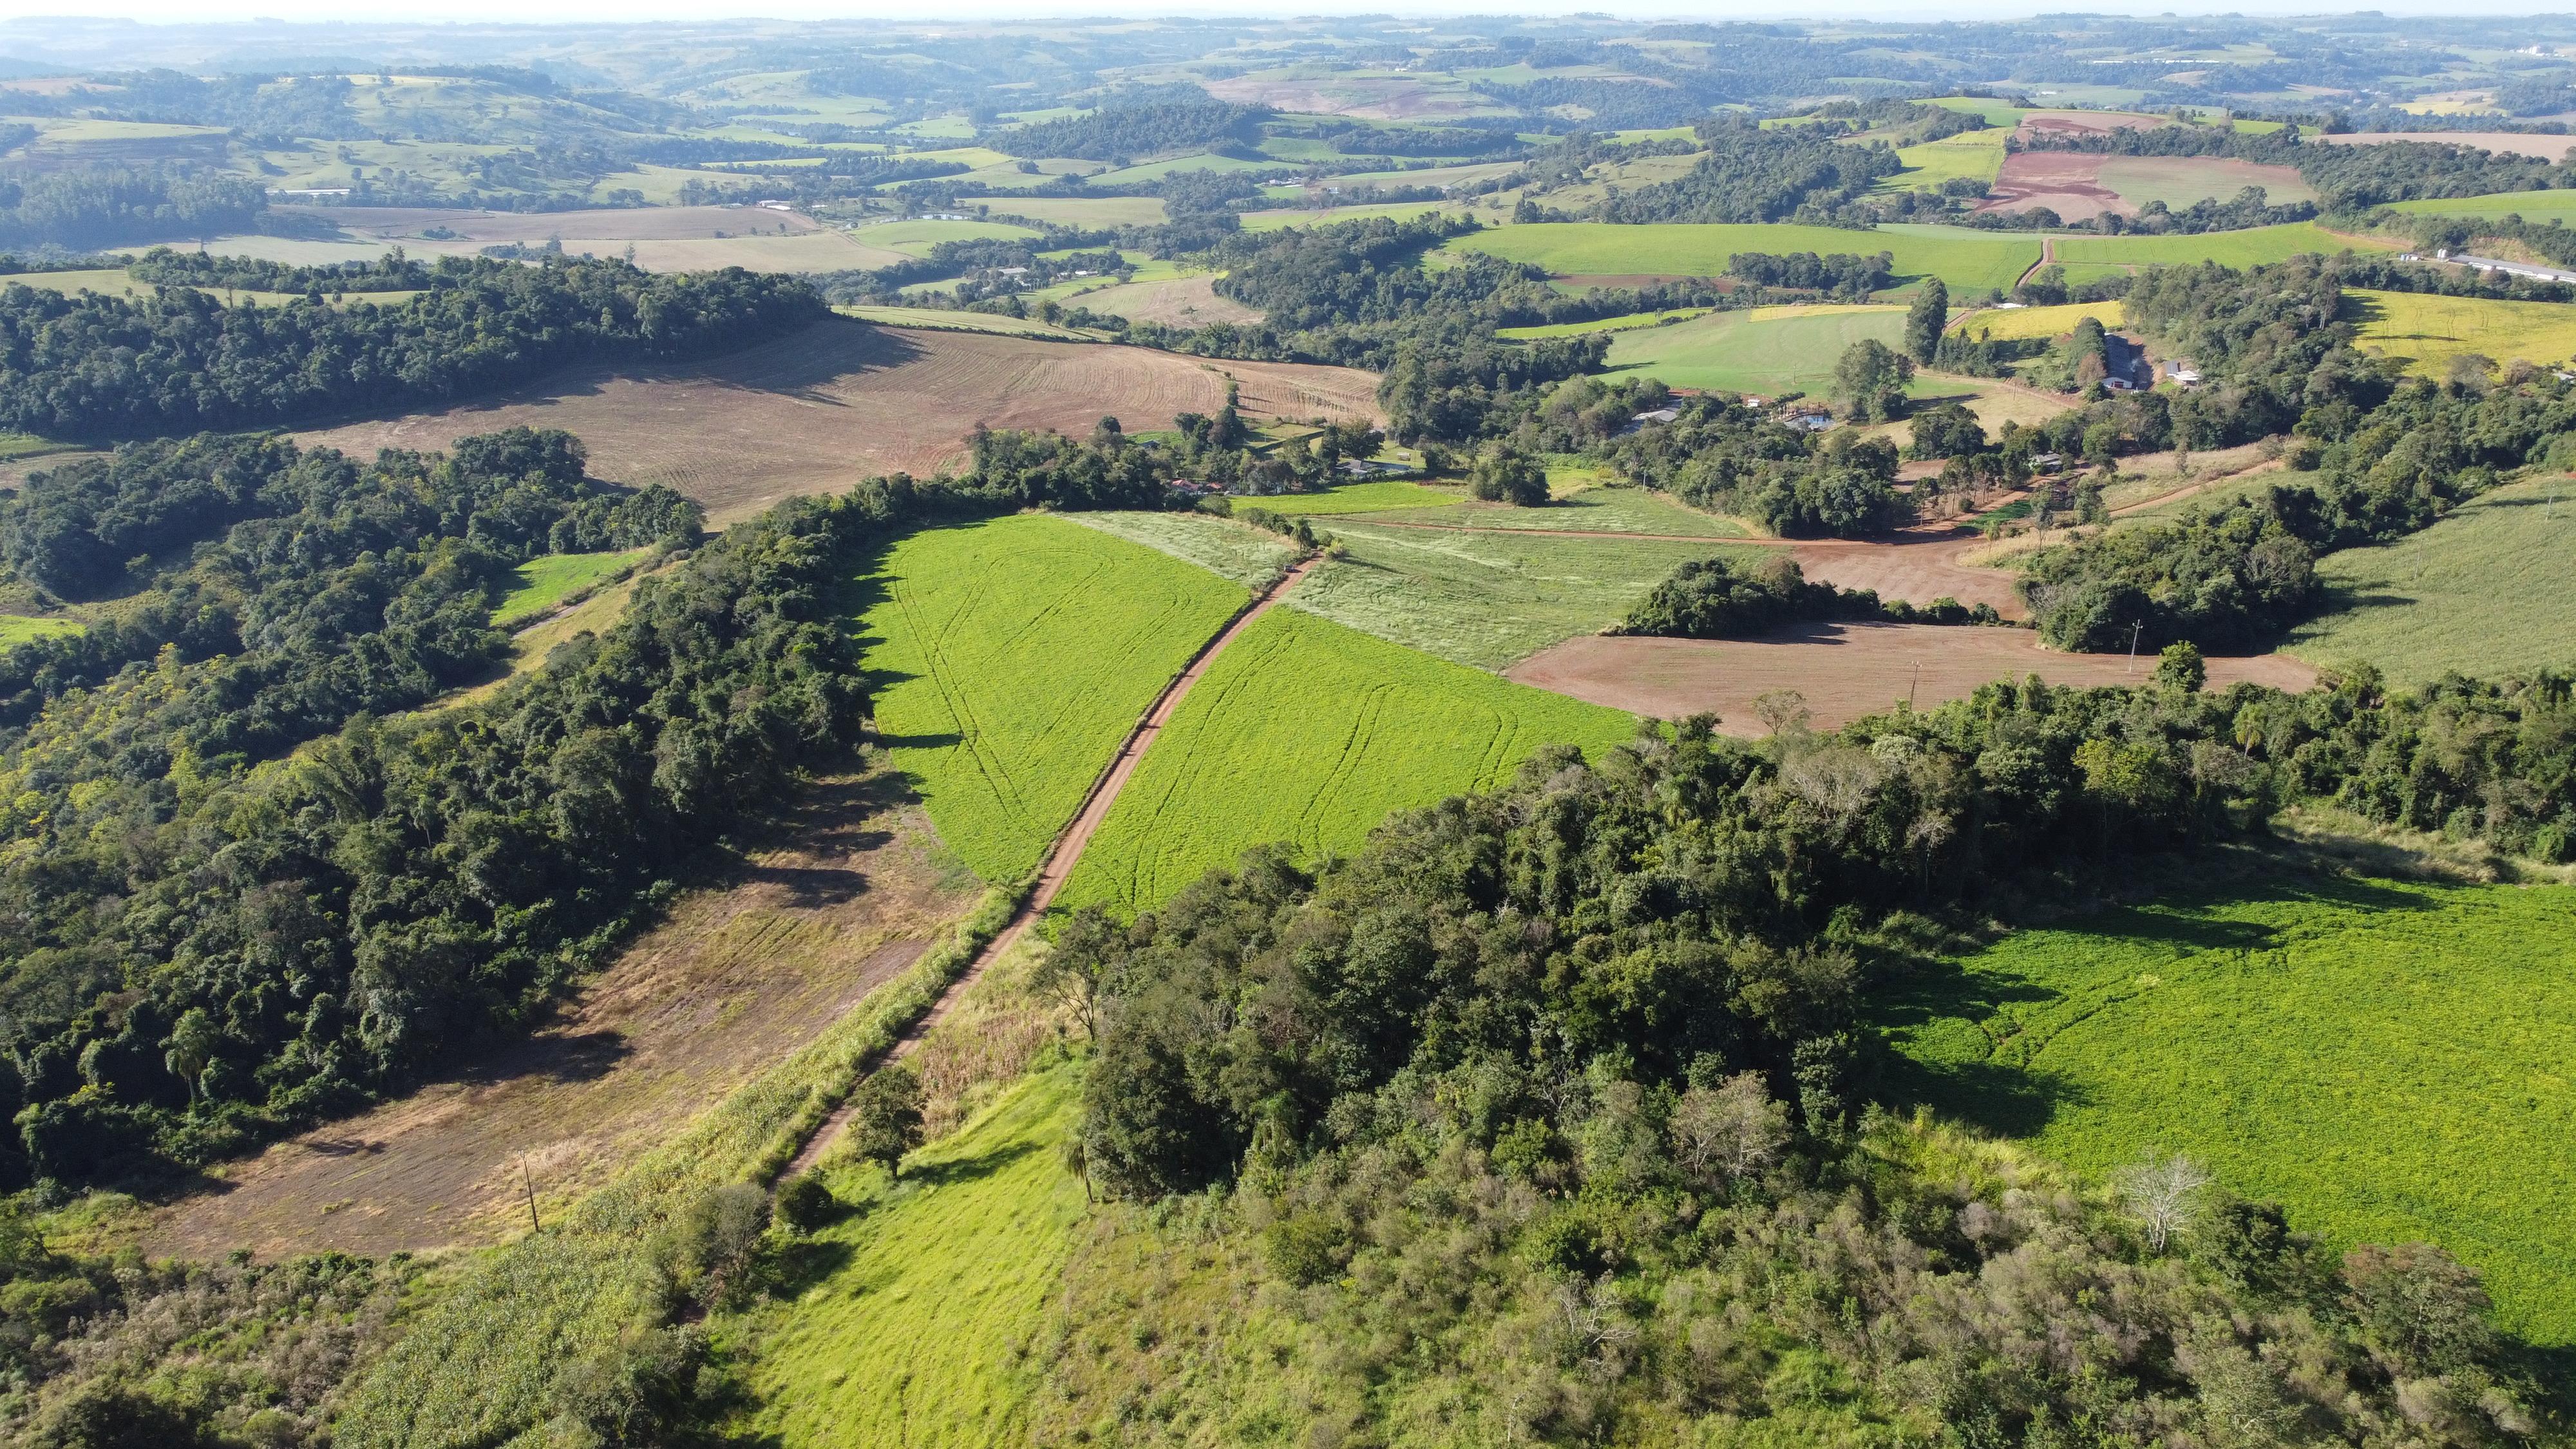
[782, 551, 1323, 1177]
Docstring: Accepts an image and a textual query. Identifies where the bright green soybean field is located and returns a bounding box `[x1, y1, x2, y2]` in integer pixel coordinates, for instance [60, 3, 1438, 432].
[1054, 607, 1633, 914]
[855, 514, 1251, 883]
[1886, 871, 2576, 1344]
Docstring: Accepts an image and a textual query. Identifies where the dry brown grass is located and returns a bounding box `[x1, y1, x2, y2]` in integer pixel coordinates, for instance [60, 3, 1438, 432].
[298, 319, 1383, 525]
[1508, 623, 2318, 735]
[1074, 273, 1263, 327]
[146, 770, 983, 1260]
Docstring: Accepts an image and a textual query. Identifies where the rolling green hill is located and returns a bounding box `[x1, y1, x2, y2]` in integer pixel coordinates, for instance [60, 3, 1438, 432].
[1444, 222, 2040, 294]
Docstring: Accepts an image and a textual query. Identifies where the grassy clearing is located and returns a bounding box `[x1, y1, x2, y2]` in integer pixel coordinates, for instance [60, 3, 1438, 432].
[729, 1065, 1084, 1449]
[1953, 299, 2126, 341]
[1497, 306, 1712, 339]
[2053, 222, 2400, 271]
[1349, 484, 1745, 537]
[1879, 128, 2010, 193]
[1091, 153, 1282, 185]
[2286, 476, 2576, 684]
[857, 515, 1251, 884]
[1605, 303, 1906, 395]
[855, 218, 1045, 255]
[1062, 510, 1301, 589]
[1289, 519, 1756, 669]
[1883, 870, 2576, 1345]
[2389, 187, 2576, 224]
[490, 548, 651, 629]
[1253, 479, 1463, 515]
[1057, 608, 1633, 914]
[2344, 288, 2576, 375]
[1447, 222, 2039, 294]
[1239, 199, 1468, 232]
[0, 614, 80, 647]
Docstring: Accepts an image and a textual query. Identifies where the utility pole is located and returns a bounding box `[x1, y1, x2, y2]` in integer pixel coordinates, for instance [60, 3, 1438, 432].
[2127, 620, 2143, 674]
[1909, 659, 1921, 710]
[521, 1155, 541, 1234]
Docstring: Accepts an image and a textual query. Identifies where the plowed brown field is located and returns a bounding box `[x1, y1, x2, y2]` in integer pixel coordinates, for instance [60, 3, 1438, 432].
[299, 319, 1383, 524]
[146, 772, 980, 1259]
[1509, 622, 2318, 735]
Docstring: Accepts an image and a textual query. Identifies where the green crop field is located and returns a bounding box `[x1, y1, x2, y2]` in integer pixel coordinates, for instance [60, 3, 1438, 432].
[490, 548, 651, 629]
[1884, 871, 2576, 1345]
[1497, 307, 1713, 339]
[2094, 156, 2317, 210]
[2344, 288, 2576, 375]
[2285, 476, 2576, 683]
[727, 1066, 1084, 1448]
[0, 614, 81, 647]
[1444, 222, 2040, 294]
[1926, 97, 2033, 126]
[1251, 479, 1464, 515]
[1289, 519, 1757, 668]
[2052, 222, 2401, 271]
[1604, 303, 1907, 395]
[853, 218, 1045, 255]
[1055, 608, 1632, 914]
[1240, 199, 1468, 232]
[1090, 153, 1283, 186]
[2389, 187, 2576, 223]
[857, 515, 1251, 882]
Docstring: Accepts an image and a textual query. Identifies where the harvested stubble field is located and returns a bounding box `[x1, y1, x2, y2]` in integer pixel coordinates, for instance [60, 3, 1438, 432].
[1980, 153, 2311, 221]
[1951, 299, 2126, 341]
[1885, 871, 2576, 1345]
[1290, 518, 1753, 669]
[1055, 607, 1633, 914]
[147, 772, 980, 1259]
[857, 515, 1254, 884]
[1061, 272, 1263, 326]
[298, 319, 1381, 524]
[1508, 621, 2316, 734]
[1064, 511, 1302, 589]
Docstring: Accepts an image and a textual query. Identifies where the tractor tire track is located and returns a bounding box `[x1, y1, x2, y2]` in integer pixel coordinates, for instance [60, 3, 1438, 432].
[785, 554, 1323, 1176]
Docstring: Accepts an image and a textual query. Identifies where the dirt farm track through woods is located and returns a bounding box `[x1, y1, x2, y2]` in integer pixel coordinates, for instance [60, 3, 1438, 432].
[299, 318, 1382, 525]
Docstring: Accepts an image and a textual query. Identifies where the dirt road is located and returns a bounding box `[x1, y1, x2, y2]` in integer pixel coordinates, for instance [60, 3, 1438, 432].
[784, 554, 1323, 1175]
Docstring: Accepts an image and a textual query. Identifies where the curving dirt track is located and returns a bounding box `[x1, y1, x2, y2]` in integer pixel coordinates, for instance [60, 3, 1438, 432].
[298, 319, 1381, 525]
[1510, 622, 2318, 735]
[785, 556, 1324, 1175]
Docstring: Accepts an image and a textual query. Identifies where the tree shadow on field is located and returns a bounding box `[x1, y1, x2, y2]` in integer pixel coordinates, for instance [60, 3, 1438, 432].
[905, 1137, 1041, 1190]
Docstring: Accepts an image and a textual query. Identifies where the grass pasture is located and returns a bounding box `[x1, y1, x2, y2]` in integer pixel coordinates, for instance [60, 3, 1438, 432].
[1348, 484, 1745, 537]
[1953, 299, 2126, 341]
[1884, 871, 2576, 1345]
[2052, 221, 2400, 272]
[0, 614, 80, 647]
[730, 1065, 1084, 1448]
[1251, 479, 1463, 515]
[854, 218, 1045, 255]
[1604, 303, 1906, 395]
[1446, 222, 2039, 295]
[1063, 511, 1302, 589]
[1290, 518, 1757, 669]
[2388, 188, 2576, 225]
[1497, 307, 1712, 339]
[857, 515, 1253, 884]
[1879, 128, 2010, 193]
[2344, 288, 2576, 375]
[1055, 608, 1632, 914]
[2094, 156, 2316, 210]
[490, 547, 651, 629]
[2285, 476, 2576, 683]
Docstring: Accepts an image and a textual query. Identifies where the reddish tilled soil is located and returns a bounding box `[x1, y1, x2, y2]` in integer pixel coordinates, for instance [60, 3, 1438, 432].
[1982, 151, 2123, 222]
[147, 775, 980, 1258]
[1508, 622, 2320, 735]
[299, 319, 1382, 525]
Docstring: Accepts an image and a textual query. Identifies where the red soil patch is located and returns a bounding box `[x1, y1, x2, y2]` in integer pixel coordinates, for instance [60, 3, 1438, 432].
[147, 773, 980, 1258]
[1981, 151, 2122, 222]
[298, 318, 1382, 525]
[1508, 622, 2318, 735]
[2319, 132, 2576, 161]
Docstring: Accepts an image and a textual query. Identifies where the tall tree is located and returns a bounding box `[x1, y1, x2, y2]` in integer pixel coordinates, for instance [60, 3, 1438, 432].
[1905, 276, 1949, 365]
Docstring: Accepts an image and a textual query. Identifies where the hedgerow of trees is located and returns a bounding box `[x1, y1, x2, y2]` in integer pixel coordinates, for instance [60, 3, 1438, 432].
[0, 254, 822, 440]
